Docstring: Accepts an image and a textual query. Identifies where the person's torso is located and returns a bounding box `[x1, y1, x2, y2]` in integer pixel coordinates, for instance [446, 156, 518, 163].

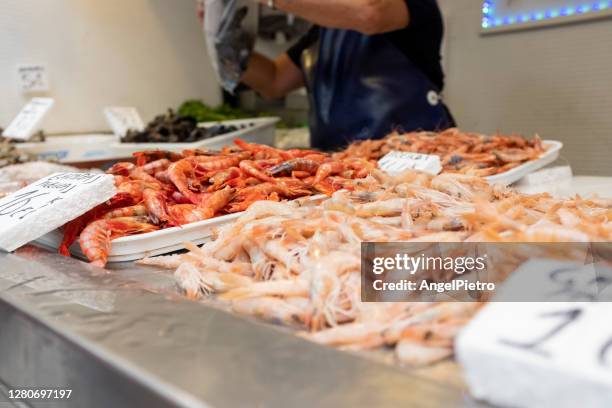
[302, 26, 453, 150]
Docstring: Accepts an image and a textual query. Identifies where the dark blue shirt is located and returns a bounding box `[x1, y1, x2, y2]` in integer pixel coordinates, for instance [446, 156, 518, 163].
[287, 0, 445, 90]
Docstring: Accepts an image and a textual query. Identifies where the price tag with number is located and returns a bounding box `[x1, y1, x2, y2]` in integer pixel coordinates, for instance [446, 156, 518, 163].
[457, 258, 612, 408]
[104, 107, 144, 138]
[378, 151, 442, 176]
[2, 98, 55, 140]
[0, 173, 116, 252]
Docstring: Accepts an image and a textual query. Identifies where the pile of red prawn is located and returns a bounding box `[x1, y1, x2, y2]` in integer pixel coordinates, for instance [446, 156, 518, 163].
[59, 139, 377, 267]
[335, 128, 547, 177]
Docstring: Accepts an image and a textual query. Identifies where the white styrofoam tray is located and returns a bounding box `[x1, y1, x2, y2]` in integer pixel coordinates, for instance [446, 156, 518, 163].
[485, 140, 563, 186]
[15, 117, 280, 164]
[114, 117, 280, 154]
[16, 134, 122, 163]
[34, 194, 326, 264]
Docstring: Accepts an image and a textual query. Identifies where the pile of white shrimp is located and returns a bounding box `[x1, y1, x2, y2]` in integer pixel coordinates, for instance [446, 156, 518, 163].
[139, 170, 612, 366]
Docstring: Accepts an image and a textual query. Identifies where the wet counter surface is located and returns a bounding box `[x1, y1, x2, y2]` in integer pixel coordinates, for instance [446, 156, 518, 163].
[0, 247, 479, 408]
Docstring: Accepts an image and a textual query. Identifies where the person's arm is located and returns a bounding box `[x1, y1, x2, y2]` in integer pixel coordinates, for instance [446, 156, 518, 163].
[256, 0, 410, 35]
[241, 52, 306, 100]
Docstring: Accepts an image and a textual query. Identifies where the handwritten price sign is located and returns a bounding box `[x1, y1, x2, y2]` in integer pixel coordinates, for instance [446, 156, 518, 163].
[104, 107, 144, 138]
[378, 151, 442, 176]
[2, 98, 54, 140]
[0, 173, 116, 252]
[457, 259, 612, 408]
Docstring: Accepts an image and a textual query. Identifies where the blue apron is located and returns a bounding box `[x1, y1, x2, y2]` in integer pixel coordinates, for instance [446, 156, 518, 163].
[301, 28, 454, 150]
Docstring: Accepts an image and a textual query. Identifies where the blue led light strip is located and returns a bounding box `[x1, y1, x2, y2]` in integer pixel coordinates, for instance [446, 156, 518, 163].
[482, 0, 612, 29]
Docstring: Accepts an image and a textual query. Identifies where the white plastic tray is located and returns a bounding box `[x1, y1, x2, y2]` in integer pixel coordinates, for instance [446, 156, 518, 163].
[114, 117, 279, 154]
[485, 140, 563, 186]
[17, 134, 123, 163]
[15, 117, 279, 164]
[34, 194, 326, 263]
[34, 212, 242, 263]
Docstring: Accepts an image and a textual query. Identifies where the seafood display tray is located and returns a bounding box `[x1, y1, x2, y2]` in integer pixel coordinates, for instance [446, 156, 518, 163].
[15, 117, 280, 165]
[34, 212, 241, 263]
[115, 117, 280, 155]
[16, 133, 124, 163]
[34, 195, 327, 263]
[485, 140, 563, 186]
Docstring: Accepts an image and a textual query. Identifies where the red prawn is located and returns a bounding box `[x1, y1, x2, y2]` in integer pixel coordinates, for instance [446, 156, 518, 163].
[143, 188, 173, 226]
[79, 216, 158, 267]
[234, 139, 292, 160]
[268, 158, 320, 176]
[59, 192, 135, 256]
[239, 160, 277, 183]
[141, 159, 171, 175]
[312, 161, 346, 185]
[193, 156, 241, 172]
[133, 150, 183, 166]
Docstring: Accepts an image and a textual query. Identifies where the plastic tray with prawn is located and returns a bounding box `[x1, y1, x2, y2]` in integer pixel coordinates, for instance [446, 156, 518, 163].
[34, 194, 327, 264]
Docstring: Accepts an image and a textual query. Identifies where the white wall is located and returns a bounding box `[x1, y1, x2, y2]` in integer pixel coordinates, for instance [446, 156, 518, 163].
[438, 0, 612, 175]
[0, 0, 221, 134]
[3, 1, 610, 175]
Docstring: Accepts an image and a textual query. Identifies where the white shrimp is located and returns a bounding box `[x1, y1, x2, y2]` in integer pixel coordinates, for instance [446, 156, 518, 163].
[412, 188, 462, 208]
[369, 216, 402, 226]
[183, 242, 253, 276]
[335, 220, 363, 245]
[431, 173, 491, 201]
[323, 192, 356, 214]
[232, 296, 307, 325]
[350, 217, 410, 241]
[174, 263, 252, 299]
[322, 271, 361, 326]
[520, 225, 591, 242]
[556, 207, 582, 228]
[355, 198, 407, 217]
[221, 279, 309, 300]
[395, 341, 453, 366]
[137, 254, 187, 269]
[242, 238, 274, 280]
[303, 322, 387, 348]
[260, 239, 304, 274]
[305, 251, 360, 330]
[238, 201, 299, 224]
[401, 200, 414, 229]
[383, 303, 480, 345]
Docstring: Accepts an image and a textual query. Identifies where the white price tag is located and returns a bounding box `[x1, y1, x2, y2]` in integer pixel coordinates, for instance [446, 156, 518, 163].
[104, 106, 144, 138]
[2, 98, 55, 140]
[378, 151, 442, 176]
[518, 166, 573, 187]
[457, 259, 612, 408]
[0, 173, 116, 252]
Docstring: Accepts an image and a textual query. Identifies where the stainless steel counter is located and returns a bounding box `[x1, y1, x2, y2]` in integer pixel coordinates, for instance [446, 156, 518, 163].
[6, 173, 609, 407]
[0, 247, 479, 408]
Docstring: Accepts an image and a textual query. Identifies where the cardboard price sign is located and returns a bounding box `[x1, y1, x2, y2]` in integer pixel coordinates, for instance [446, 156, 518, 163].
[0, 173, 116, 252]
[104, 107, 145, 138]
[2, 98, 54, 140]
[378, 151, 442, 175]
